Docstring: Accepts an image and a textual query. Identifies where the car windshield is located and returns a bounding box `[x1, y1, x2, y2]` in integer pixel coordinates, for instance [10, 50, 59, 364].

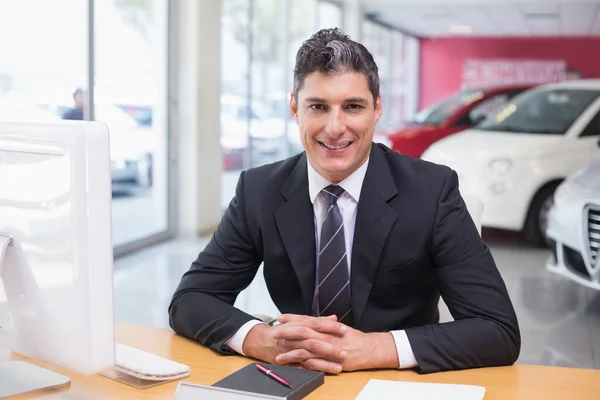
[411, 89, 484, 125]
[477, 88, 600, 135]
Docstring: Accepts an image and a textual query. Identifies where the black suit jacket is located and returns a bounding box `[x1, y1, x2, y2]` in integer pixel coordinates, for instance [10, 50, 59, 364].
[168, 143, 520, 373]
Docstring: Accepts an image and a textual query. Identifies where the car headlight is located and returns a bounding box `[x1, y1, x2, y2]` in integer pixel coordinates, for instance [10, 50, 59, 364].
[487, 158, 512, 175]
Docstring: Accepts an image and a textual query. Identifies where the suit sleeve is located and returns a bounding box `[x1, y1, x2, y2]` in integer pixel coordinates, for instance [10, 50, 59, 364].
[404, 169, 521, 373]
[168, 171, 262, 354]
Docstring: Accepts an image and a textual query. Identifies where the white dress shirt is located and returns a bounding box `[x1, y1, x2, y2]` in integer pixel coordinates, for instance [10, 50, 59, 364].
[225, 158, 418, 369]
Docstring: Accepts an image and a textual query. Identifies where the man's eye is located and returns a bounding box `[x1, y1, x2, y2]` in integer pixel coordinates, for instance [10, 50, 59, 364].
[347, 104, 363, 110]
[309, 104, 326, 111]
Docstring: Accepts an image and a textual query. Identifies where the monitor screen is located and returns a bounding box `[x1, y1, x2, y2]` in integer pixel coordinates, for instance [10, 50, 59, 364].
[0, 121, 115, 376]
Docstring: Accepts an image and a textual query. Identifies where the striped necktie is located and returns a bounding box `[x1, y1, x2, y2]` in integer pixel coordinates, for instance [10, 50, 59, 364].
[317, 185, 352, 326]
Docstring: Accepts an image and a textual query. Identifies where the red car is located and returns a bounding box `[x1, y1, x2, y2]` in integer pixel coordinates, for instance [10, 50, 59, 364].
[388, 85, 532, 158]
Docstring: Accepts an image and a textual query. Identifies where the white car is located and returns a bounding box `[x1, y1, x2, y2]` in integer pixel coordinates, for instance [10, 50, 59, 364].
[546, 163, 600, 291]
[421, 79, 600, 246]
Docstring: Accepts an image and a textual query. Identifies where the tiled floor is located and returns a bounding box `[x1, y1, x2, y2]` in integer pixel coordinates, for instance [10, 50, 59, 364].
[114, 233, 600, 370]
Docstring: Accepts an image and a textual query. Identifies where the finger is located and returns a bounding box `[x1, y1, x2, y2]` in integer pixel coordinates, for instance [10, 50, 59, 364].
[302, 358, 342, 375]
[278, 314, 337, 323]
[275, 338, 303, 352]
[303, 338, 347, 360]
[275, 351, 343, 374]
[306, 318, 347, 335]
[276, 338, 347, 362]
[277, 314, 311, 323]
[277, 315, 347, 335]
[275, 348, 315, 365]
[272, 325, 318, 341]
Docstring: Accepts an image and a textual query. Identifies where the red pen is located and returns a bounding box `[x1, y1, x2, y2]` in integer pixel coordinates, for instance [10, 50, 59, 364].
[256, 363, 292, 388]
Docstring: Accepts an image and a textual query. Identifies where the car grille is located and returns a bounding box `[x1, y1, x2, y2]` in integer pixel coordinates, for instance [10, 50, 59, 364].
[586, 205, 600, 268]
[563, 245, 591, 279]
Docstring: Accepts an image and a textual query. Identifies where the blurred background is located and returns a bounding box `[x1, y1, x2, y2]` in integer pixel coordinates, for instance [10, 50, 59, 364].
[1, 0, 599, 371]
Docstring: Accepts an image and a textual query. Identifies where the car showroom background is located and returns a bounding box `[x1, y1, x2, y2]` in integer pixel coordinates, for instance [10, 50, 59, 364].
[0, 0, 599, 323]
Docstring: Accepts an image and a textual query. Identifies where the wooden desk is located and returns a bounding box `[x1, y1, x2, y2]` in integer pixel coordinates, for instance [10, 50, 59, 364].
[2, 323, 600, 399]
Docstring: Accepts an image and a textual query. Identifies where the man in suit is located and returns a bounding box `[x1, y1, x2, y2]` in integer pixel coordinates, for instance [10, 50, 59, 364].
[169, 28, 520, 374]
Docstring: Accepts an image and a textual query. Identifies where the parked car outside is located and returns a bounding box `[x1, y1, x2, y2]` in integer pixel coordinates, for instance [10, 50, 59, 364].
[546, 162, 600, 291]
[92, 104, 154, 190]
[421, 79, 600, 246]
[0, 90, 153, 192]
[387, 85, 531, 158]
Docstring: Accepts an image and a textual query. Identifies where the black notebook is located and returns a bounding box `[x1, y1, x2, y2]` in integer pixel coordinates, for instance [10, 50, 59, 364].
[212, 362, 324, 400]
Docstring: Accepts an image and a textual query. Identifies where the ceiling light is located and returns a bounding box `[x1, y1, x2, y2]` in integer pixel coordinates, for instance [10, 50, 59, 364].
[447, 25, 473, 34]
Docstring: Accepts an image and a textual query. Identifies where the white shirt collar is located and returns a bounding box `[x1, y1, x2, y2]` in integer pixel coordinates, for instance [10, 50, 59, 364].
[307, 157, 369, 204]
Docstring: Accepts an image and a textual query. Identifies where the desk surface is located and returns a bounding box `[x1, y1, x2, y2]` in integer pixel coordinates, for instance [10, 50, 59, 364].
[2, 323, 600, 399]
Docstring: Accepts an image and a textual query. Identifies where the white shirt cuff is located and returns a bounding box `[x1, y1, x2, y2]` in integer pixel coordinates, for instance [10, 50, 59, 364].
[225, 320, 266, 356]
[391, 330, 418, 369]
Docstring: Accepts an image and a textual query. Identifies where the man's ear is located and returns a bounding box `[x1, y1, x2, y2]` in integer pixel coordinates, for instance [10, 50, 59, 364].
[290, 92, 299, 123]
[374, 94, 383, 124]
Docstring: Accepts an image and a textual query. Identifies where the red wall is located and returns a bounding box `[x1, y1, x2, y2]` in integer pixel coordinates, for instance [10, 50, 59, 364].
[419, 37, 600, 109]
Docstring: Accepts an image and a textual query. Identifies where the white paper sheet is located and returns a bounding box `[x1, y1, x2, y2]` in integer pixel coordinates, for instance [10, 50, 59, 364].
[355, 379, 486, 400]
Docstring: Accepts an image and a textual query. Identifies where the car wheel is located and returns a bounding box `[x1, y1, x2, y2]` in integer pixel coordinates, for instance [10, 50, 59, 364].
[524, 182, 561, 247]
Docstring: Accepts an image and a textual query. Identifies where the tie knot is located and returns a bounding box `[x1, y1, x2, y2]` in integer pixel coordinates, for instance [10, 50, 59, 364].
[321, 185, 345, 206]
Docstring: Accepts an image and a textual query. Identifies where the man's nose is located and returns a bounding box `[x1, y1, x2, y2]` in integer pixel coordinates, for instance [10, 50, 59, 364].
[325, 108, 346, 138]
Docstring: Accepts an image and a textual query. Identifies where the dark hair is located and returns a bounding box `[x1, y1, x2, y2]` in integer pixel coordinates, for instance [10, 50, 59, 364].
[293, 28, 379, 106]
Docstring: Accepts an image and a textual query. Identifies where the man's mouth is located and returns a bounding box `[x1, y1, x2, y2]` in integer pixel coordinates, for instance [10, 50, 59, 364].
[319, 141, 352, 150]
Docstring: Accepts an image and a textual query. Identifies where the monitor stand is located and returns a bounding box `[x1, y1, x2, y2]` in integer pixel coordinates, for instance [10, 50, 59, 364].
[1, 234, 71, 398]
[0, 361, 71, 398]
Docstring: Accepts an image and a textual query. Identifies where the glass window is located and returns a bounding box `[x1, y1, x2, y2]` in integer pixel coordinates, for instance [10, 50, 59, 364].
[388, 31, 405, 128]
[249, 0, 287, 167]
[580, 112, 600, 137]
[0, 0, 87, 122]
[478, 89, 600, 135]
[317, 1, 343, 30]
[221, 0, 251, 209]
[362, 21, 392, 127]
[468, 94, 510, 124]
[95, 0, 170, 246]
[286, 0, 318, 157]
[220, 0, 342, 210]
[292, 0, 317, 38]
[401, 35, 420, 125]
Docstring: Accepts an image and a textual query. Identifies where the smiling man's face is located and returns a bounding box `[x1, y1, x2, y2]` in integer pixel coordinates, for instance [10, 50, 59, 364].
[290, 71, 382, 183]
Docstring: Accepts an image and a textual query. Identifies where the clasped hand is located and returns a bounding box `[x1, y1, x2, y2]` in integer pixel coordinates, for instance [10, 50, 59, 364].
[243, 314, 394, 374]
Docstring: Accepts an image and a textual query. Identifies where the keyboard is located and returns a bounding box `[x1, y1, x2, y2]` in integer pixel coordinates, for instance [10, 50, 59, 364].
[115, 343, 191, 381]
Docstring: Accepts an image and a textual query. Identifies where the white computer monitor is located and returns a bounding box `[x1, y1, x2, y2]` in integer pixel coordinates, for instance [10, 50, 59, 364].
[0, 120, 115, 394]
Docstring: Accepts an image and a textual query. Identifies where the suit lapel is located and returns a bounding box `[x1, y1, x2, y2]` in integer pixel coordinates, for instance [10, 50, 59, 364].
[274, 155, 316, 315]
[351, 145, 398, 325]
